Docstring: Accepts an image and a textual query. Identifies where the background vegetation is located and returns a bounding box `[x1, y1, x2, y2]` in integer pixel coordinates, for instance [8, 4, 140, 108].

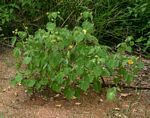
[0, 0, 150, 54]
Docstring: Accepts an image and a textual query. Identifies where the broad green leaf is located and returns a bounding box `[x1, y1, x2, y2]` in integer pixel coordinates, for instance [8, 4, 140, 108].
[82, 11, 92, 19]
[107, 58, 119, 68]
[125, 74, 133, 84]
[59, 28, 70, 38]
[14, 73, 23, 83]
[82, 21, 94, 33]
[137, 62, 144, 69]
[35, 82, 42, 90]
[117, 43, 127, 53]
[63, 67, 72, 75]
[23, 57, 32, 64]
[122, 59, 128, 66]
[40, 79, 49, 85]
[125, 36, 133, 42]
[143, 39, 150, 52]
[76, 66, 84, 75]
[74, 31, 84, 43]
[93, 81, 102, 93]
[69, 73, 76, 81]
[24, 79, 36, 87]
[51, 12, 58, 19]
[75, 88, 81, 98]
[119, 68, 128, 76]
[79, 80, 90, 91]
[46, 22, 56, 31]
[47, 12, 58, 20]
[64, 87, 75, 99]
[13, 48, 21, 58]
[88, 48, 95, 55]
[93, 66, 102, 76]
[97, 47, 108, 58]
[85, 34, 98, 43]
[56, 72, 64, 84]
[15, 63, 21, 69]
[126, 46, 132, 52]
[11, 37, 17, 47]
[113, 78, 120, 85]
[86, 61, 95, 69]
[135, 37, 146, 43]
[18, 31, 27, 39]
[101, 68, 110, 76]
[129, 41, 134, 46]
[10, 73, 23, 86]
[106, 87, 116, 101]
[51, 82, 61, 92]
[48, 52, 61, 67]
[26, 88, 33, 94]
[86, 75, 94, 83]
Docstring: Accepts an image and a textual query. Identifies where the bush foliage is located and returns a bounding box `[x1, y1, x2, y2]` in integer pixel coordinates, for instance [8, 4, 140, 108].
[11, 13, 144, 100]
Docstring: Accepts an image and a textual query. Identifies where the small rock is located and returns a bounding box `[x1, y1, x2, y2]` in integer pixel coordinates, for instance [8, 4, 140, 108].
[50, 97, 54, 102]
[55, 104, 62, 108]
[114, 108, 120, 111]
[7, 86, 11, 90]
[2, 89, 6, 92]
[114, 113, 122, 117]
[75, 102, 81, 105]
[99, 99, 103, 102]
[11, 100, 15, 104]
[14, 92, 18, 96]
[84, 92, 88, 95]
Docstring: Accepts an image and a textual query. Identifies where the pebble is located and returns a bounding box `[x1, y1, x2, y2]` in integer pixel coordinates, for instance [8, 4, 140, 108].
[75, 102, 81, 105]
[55, 104, 62, 108]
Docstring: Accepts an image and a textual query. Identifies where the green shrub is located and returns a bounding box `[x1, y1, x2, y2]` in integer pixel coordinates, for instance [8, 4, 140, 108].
[11, 12, 144, 100]
[1, 0, 150, 54]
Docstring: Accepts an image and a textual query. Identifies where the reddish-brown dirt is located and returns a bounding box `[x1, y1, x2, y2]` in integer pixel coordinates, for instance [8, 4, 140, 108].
[0, 47, 150, 118]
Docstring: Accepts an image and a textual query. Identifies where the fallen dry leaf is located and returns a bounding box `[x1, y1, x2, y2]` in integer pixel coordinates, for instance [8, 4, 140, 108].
[54, 94, 60, 98]
[7, 86, 11, 90]
[72, 96, 77, 100]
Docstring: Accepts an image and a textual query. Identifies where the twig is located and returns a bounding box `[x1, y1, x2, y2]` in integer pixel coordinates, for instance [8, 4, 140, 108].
[61, 11, 74, 27]
[103, 83, 150, 90]
[0, 43, 14, 48]
[100, 76, 106, 87]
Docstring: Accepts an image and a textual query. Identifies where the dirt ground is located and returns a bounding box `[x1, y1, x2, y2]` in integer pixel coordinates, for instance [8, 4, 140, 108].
[0, 47, 150, 118]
